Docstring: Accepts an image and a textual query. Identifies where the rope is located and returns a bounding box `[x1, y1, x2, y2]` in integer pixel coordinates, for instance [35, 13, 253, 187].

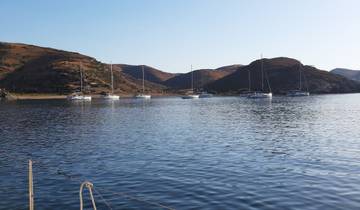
[79, 181, 97, 210]
[56, 169, 114, 210]
[31, 160, 176, 210]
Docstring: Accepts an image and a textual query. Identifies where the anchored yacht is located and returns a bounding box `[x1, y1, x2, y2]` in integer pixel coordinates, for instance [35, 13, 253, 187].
[199, 91, 213, 98]
[247, 55, 272, 99]
[182, 65, 199, 99]
[103, 63, 120, 100]
[287, 63, 310, 97]
[135, 66, 151, 99]
[68, 63, 92, 101]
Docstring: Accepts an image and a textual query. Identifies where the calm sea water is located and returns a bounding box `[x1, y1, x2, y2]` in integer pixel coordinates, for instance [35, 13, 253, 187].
[1, 95, 360, 210]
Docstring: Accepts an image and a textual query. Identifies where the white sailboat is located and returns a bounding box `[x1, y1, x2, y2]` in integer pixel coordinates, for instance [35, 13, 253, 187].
[182, 65, 199, 99]
[247, 91, 272, 98]
[135, 65, 151, 99]
[103, 63, 120, 100]
[240, 69, 254, 97]
[199, 91, 213, 98]
[287, 63, 310, 97]
[67, 63, 92, 101]
[247, 55, 272, 99]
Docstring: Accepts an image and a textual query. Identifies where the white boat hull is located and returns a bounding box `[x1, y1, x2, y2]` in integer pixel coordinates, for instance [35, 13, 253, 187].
[67, 95, 92, 101]
[102, 95, 120, 100]
[182, 95, 200, 99]
[247, 92, 272, 99]
[135, 94, 151, 99]
[287, 91, 310, 97]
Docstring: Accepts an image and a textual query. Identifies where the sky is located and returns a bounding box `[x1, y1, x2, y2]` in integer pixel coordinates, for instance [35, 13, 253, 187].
[1, 0, 359, 73]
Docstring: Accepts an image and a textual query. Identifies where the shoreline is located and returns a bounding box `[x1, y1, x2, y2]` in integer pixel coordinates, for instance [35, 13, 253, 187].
[6, 92, 360, 100]
[10, 93, 183, 100]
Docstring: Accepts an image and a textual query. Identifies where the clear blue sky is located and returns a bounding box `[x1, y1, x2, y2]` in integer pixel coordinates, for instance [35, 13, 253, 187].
[1, 0, 359, 73]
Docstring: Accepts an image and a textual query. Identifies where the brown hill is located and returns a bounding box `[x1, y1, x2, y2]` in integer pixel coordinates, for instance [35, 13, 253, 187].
[215, 64, 243, 72]
[2, 42, 358, 95]
[118, 64, 176, 84]
[206, 57, 360, 94]
[0, 42, 165, 94]
[162, 66, 238, 90]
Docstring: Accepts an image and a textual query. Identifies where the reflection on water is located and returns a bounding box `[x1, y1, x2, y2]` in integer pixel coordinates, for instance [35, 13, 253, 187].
[1, 95, 360, 209]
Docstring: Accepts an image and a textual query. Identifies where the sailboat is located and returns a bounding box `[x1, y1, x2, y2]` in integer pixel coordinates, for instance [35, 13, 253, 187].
[239, 69, 253, 97]
[103, 63, 120, 100]
[67, 63, 92, 101]
[199, 91, 213, 98]
[182, 65, 199, 99]
[198, 70, 213, 98]
[135, 65, 151, 99]
[247, 55, 272, 99]
[287, 63, 310, 97]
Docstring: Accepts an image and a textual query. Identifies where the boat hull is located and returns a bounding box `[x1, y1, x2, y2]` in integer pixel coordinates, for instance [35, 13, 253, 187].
[247, 92, 272, 99]
[102, 95, 120, 100]
[286, 91, 310, 97]
[135, 94, 151, 99]
[67, 95, 92, 101]
[182, 95, 200, 99]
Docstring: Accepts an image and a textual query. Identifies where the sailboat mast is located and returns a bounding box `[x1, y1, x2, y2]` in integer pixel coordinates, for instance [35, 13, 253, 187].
[142, 65, 145, 93]
[110, 63, 114, 94]
[191, 65, 194, 92]
[262, 54, 272, 93]
[299, 64, 302, 91]
[80, 63, 83, 93]
[261, 54, 264, 91]
[248, 69, 251, 91]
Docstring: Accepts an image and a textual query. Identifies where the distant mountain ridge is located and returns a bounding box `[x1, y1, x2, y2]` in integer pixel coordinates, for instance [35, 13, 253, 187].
[207, 57, 360, 94]
[1, 42, 359, 95]
[330, 68, 360, 82]
[214, 64, 243, 73]
[116, 64, 176, 84]
[162, 67, 238, 90]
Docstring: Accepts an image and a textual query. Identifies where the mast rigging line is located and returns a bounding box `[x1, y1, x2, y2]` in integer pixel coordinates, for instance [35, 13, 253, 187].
[94, 186, 175, 210]
[93, 187, 114, 210]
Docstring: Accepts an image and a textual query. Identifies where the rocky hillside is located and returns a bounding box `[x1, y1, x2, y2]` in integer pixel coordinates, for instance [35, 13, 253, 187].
[206, 57, 360, 94]
[1, 42, 359, 95]
[118, 64, 176, 84]
[331, 68, 360, 82]
[0, 42, 166, 94]
[162, 66, 238, 90]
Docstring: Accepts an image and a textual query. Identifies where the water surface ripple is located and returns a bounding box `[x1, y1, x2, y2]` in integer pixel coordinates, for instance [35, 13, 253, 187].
[1, 95, 360, 209]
